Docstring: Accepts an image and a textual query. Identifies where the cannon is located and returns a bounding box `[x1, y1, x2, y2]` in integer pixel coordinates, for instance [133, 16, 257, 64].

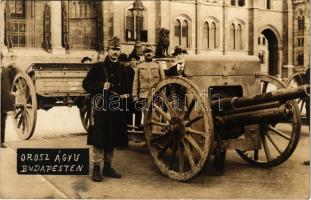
[142, 55, 309, 181]
[9, 55, 309, 182]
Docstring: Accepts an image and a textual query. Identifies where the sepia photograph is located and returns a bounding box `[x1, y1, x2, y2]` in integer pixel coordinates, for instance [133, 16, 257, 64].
[0, 0, 310, 199]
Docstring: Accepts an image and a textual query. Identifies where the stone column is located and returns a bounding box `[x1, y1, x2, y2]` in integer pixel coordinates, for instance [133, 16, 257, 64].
[222, 0, 228, 55]
[0, 1, 6, 51]
[50, 1, 65, 53]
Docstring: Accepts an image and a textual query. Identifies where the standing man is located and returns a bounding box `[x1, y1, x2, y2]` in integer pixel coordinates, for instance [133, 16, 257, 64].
[1, 64, 17, 148]
[132, 45, 165, 126]
[82, 36, 129, 182]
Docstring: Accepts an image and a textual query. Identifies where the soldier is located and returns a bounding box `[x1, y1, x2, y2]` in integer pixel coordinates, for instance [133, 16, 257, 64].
[132, 45, 165, 126]
[1, 64, 17, 148]
[82, 36, 130, 182]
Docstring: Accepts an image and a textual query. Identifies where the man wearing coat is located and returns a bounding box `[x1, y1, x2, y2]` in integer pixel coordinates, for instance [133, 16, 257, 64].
[82, 36, 129, 182]
[1, 64, 17, 148]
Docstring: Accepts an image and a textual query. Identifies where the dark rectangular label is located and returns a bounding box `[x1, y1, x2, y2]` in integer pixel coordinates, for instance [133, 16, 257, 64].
[17, 148, 89, 175]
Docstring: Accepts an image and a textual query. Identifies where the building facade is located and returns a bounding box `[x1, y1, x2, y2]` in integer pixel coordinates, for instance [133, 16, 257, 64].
[0, 0, 309, 77]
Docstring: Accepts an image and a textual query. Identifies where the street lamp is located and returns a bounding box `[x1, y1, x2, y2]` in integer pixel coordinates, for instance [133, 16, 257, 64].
[132, 0, 144, 56]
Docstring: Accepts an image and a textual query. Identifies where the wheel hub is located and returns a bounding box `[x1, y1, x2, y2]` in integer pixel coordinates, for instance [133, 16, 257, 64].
[168, 117, 186, 140]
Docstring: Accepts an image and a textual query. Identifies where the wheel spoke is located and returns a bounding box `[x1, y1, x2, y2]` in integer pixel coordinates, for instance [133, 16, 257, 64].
[169, 141, 178, 169]
[159, 90, 176, 117]
[185, 127, 206, 137]
[158, 139, 173, 159]
[153, 103, 171, 121]
[15, 109, 23, 119]
[184, 135, 204, 157]
[267, 125, 291, 141]
[178, 142, 184, 173]
[261, 134, 272, 162]
[262, 81, 268, 93]
[182, 98, 196, 120]
[300, 100, 305, 113]
[266, 132, 282, 154]
[185, 115, 204, 126]
[150, 120, 169, 127]
[17, 113, 24, 129]
[182, 139, 196, 170]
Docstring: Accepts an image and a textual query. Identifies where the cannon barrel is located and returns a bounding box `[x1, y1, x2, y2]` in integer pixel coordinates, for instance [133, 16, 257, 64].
[211, 84, 310, 112]
[216, 104, 293, 127]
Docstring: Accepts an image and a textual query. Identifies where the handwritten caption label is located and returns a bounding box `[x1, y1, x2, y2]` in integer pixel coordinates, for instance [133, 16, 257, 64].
[17, 148, 89, 175]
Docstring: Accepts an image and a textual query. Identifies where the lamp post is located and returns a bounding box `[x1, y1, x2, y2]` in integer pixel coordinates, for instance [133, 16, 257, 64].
[132, 0, 144, 56]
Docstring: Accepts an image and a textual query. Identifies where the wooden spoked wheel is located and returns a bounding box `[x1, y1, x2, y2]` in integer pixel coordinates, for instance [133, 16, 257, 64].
[285, 68, 310, 122]
[11, 72, 37, 140]
[237, 74, 301, 167]
[144, 77, 214, 181]
[79, 96, 92, 131]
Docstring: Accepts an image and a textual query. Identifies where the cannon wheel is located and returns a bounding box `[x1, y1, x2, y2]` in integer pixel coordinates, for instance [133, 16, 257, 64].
[144, 77, 214, 181]
[236, 74, 301, 167]
[285, 68, 310, 122]
[79, 96, 92, 131]
[11, 72, 37, 140]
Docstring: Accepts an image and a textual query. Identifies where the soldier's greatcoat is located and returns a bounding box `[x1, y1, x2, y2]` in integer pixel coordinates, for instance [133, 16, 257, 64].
[82, 57, 129, 149]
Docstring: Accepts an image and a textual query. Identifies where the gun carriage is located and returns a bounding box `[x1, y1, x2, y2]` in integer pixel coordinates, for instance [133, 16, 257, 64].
[10, 55, 309, 182]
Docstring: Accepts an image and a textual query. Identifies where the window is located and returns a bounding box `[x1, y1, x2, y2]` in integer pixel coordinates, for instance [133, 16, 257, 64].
[230, 24, 235, 50]
[297, 38, 304, 47]
[258, 37, 261, 45]
[297, 52, 304, 65]
[266, 0, 271, 9]
[62, 1, 102, 50]
[174, 17, 190, 48]
[125, 5, 147, 42]
[5, 0, 44, 48]
[203, 21, 218, 49]
[298, 16, 305, 31]
[174, 19, 181, 46]
[230, 21, 243, 50]
[258, 52, 264, 64]
[231, 0, 236, 6]
[238, 0, 245, 6]
[263, 38, 266, 45]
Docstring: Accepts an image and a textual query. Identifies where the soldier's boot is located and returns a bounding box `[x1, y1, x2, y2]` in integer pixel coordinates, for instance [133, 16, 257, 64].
[92, 163, 103, 182]
[103, 161, 122, 178]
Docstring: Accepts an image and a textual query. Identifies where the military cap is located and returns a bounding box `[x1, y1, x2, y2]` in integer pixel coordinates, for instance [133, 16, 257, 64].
[108, 36, 121, 48]
[143, 45, 154, 53]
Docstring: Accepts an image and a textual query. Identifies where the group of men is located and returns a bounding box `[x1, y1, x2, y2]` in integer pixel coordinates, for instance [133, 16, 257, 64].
[82, 36, 188, 182]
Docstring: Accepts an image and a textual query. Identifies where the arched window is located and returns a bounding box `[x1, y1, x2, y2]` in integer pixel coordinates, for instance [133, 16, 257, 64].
[231, 0, 236, 6]
[203, 22, 209, 49]
[298, 15, 305, 31]
[174, 19, 181, 46]
[237, 24, 242, 50]
[174, 17, 190, 48]
[230, 24, 235, 50]
[238, 0, 245, 7]
[210, 22, 216, 49]
[181, 20, 188, 48]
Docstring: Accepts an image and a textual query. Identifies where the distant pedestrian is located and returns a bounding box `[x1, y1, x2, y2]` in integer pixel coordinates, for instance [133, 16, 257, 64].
[166, 46, 188, 77]
[1, 64, 17, 148]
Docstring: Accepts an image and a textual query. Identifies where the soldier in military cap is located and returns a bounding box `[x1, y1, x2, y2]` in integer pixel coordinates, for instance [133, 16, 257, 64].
[132, 45, 166, 127]
[83, 36, 130, 182]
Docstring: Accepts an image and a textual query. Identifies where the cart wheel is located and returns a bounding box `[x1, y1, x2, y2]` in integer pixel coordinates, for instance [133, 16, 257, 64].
[144, 77, 214, 181]
[285, 68, 310, 123]
[11, 72, 37, 140]
[79, 96, 92, 131]
[237, 74, 301, 167]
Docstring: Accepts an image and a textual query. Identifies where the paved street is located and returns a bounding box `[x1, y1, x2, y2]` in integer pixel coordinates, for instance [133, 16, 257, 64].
[0, 107, 310, 199]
